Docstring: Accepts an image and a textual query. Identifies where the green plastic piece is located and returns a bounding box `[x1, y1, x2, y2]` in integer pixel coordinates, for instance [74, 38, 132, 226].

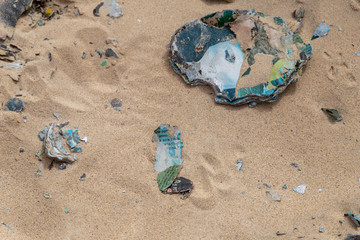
[157, 165, 180, 191]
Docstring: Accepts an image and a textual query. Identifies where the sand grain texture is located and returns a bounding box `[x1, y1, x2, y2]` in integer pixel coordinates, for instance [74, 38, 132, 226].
[0, 0, 359, 239]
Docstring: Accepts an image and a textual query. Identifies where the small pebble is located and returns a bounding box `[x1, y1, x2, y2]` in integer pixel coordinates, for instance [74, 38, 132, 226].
[19, 148, 24, 153]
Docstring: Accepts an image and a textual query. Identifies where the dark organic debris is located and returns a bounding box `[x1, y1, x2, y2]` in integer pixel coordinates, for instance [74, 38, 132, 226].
[322, 108, 342, 122]
[5, 98, 24, 112]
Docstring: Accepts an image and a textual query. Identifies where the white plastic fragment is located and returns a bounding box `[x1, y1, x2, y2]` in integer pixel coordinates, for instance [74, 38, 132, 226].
[81, 137, 88, 143]
[312, 22, 330, 40]
[356, 52, 360, 57]
[235, 160, 243, 171]
[105, 0, 123, 18]
[266, 190, 281, 202]
[293, 184, 307, 194]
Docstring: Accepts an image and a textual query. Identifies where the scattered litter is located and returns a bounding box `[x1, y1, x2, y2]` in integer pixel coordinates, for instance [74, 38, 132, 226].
[71, 146, 82, 153]
[40, 123, 74, 163]
[43, 193, 52, 199]
[79, 173, 86, 181]
[53, 112, 60, 120]
[64, 210, 69, 214]
[58, 163, 67, 170]
[19, 148, 24, 153]
[345, 212, 360, 228]
[356, 52, 360, 57]
[110, 98, 122, 111]
[344, 234, 360, 240]
[153, 124, 183, 172]
[321, 108, 342, 122]
[276, 231, 286, 236]
[319, 227, 324, 233]
[105, 48, 120, 58]
[62, 129, 81, 149]
[263, 183, 271, 189]
[235, 160, 243, 171]
[312, 22, 330, 40]
[169, 9, 312, 106]
[122, 190, 126, 193]
[96, 49, 104, 58]
[266, 190, 281, 202]
[153, 124, 193, 199]
[101, 61, 107, 66]
[81, 137, 88, 143]
[82, 52, 86, 59]
[282, 184, 288, 189]
[293, 184, 307, 194]
[93, 0, 123, 18]
[5, 98, 24, 112]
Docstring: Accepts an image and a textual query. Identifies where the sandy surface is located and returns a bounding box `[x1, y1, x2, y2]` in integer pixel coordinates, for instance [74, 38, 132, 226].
[0, 0, 359, 239]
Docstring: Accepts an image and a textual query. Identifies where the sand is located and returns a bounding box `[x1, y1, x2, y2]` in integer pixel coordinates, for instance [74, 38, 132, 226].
[0, 0, 359, 239]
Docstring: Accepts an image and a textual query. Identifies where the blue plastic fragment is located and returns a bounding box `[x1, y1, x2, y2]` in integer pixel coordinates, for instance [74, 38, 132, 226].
[71, 146, 82, 153]
[312, 22, 330, 40]
[62, 129, 81, 148]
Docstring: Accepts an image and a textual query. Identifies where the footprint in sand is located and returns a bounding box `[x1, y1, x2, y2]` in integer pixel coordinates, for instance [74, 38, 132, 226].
[323, 51, 358, 87]
[190, 153, 234, 210]
[349, 0, 360, 11]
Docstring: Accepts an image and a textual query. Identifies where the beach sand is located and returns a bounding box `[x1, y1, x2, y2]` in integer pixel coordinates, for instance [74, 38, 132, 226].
[0, 0, 359, 239]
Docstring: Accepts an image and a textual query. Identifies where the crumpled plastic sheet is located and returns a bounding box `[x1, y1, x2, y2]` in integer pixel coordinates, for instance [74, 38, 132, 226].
[169, 9, 312, 106]
[152, 124, 183, 172]
[0, 0, 33, 40]
[311, 22, 330, 40]
[43, 123, 75, 163]
[62, 129, 81, 148]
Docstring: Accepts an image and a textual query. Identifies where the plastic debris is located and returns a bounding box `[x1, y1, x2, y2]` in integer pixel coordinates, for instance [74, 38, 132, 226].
[101, 61, 107, 66]
[344, 234, 360, 240]
[79, 173, 86, 181]
[41, 123, 74, 163]
[82, 52, 86, 59]
[105, 48, 120, 58]
[169, 9, 312, 106]
[153, 124, 193, 198]
[71, 147, 82, 153]
[235, 160, 243, 171]
[65, 210, 69, 214]
[312, 22, 330, 40]
[62, 129, 81, 149]
[345, 212, 360, 228]
[58, 163, 67, 170]
[293, 184, 307, 194]
[322, 108, 342, 122]
[110, 98, 122, 111]
[93, 0, 123, 18]
[81, 137, 88, 143]
[43, 193, 52, 199]
[319, 227, 325, 233]
[5, 98, 24, 112]
[0, 44, 21, 62]
[157, 165, 181, 191]
[266, 190, 281, 202]
[53, 112, 60, 120]
[152, 124, 183, 172]
[282, 184, 288, 189]
[356, 52, 360, 57]
[276, 231, 286, 236]
[0, 0, 33, 40]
